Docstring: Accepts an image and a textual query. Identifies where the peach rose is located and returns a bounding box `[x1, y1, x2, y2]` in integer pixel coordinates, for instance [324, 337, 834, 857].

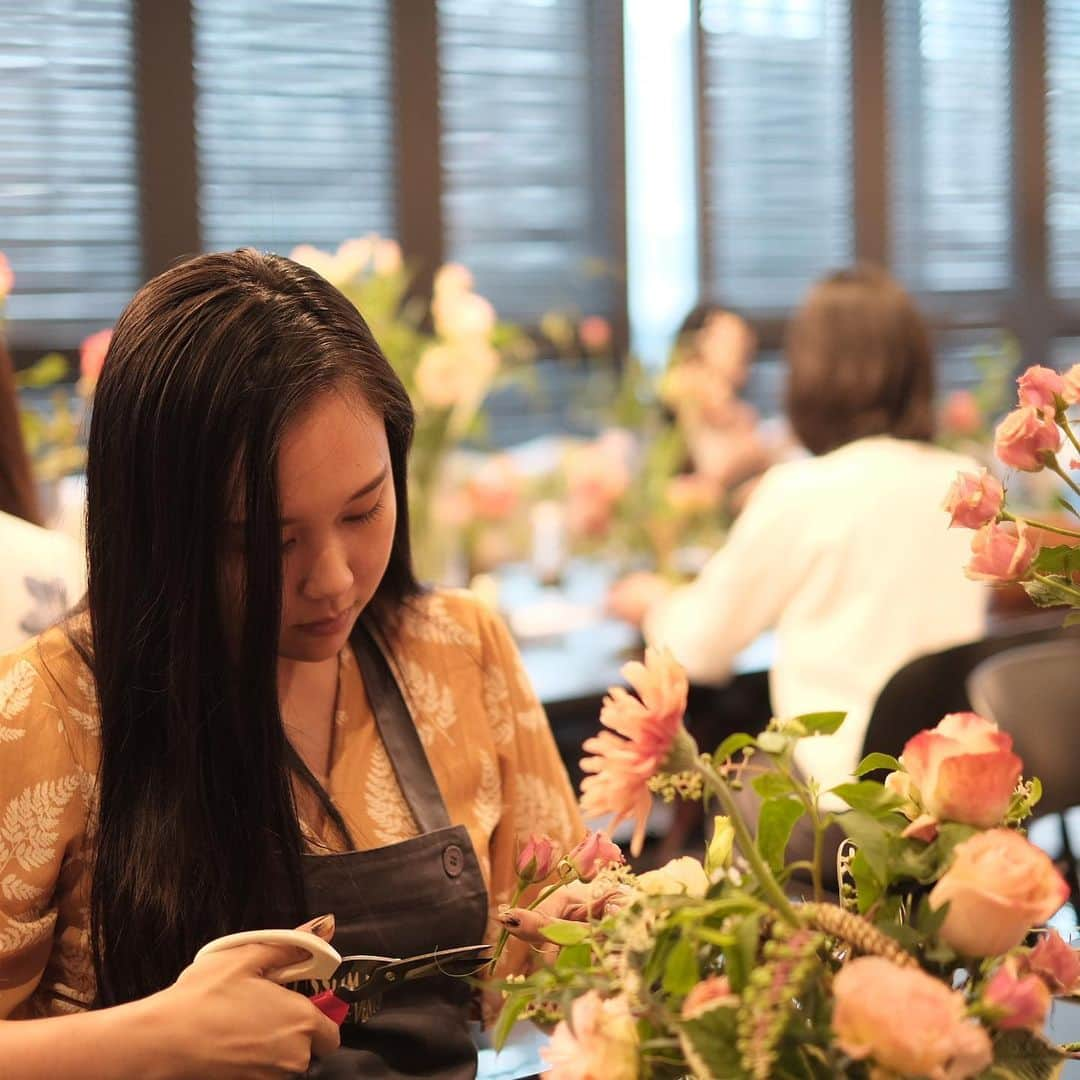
[565, 831, 624, 882]
[965, 521, 1038, 583]
[930, 829, 1069, 956]
[0, 251, 13, 302]
[994, 406, 1062, 471]
[1017, 364, 1065, 415]
[542, 992, 638, 1080]
[464, 455, 520, 522]
[1062, 363, 1080, 406]
[79, 328, 113, 387]
[983, 959, 1052, 1032]
[681, 975, 736, 1020]
[832, 957, 992, 1080]
[516, 834, 560, 884]
[943, 470, 1004, 530]
[372, 237, 403, 276]
[580, 648, 692, 856]
[433, 290, 496, 342]
[1024, 930, 1080, 993]
[941, 389, 983, 437]
[433, 262, 473, 299]
[898, 713, 1022, 829]
[579, 315, 612, 353]
[413, 342, 498, 410]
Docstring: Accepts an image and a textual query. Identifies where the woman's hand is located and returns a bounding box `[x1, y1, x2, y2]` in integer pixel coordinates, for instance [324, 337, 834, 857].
[607, 572, 673, 627]
[146, 921, 341, 1079]
[497, 881, 627, 947]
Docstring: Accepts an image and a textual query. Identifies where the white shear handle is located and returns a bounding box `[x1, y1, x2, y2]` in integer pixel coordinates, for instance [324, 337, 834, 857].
[194, 928, 343, 984]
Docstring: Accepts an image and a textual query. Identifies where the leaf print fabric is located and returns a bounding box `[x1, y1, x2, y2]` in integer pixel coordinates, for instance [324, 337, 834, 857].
[0, 589, 581, 1017]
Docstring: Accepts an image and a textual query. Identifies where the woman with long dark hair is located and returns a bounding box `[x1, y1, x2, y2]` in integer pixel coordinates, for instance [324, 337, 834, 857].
[0, 339, 85, 651]
[0, 250, 581, 1076]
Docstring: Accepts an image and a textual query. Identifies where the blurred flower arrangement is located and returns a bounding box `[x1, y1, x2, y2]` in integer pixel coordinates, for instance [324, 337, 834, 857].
[937, 339, 1016, 457]
[289, 237, 530, 580]
[2, 251, 109, 486]
[493, 647, 1077, 1078]
[944, 362, 1080, 619]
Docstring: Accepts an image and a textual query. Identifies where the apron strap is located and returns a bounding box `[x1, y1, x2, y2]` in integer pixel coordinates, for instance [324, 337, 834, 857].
[352, 618, 452, 834]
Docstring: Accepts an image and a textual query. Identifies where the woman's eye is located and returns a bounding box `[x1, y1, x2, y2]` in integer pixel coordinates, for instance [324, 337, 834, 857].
[281, 536, 298, 552]
[345, 498, 384, 526]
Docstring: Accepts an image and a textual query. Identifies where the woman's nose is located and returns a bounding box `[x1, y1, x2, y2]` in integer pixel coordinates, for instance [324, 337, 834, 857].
[301, 539, 354, 601]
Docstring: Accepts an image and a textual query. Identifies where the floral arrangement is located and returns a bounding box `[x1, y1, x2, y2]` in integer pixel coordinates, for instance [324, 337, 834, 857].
[944, 362, 1080, 618]
[493, 648, 1077, 1078]
[289, 237, 529, 580]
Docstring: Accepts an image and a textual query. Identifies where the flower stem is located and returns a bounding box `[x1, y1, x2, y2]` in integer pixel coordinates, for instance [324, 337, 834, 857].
[695, 757, 799, 926]
[1045, 456, 1080, 501]
[1060, 412, 1080, 458]
[1001, 509, 1080, 540]
[526, 878, 576, 912]
[1032, 571, 1080, 605]
[489, 881, 527, 972]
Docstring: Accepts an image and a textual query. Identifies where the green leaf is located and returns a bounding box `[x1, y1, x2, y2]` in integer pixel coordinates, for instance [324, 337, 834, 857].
[14, 351, 70, 389]
[794, 711, 846, 736]
[752, 772, 796, 799]
[540, 921, 590, 947]
[678, 1005, 747, 1080]
[839, 812, 892, 887]
[713, 732, 755, 763]
[849, 849, 883, 912]
[554, 941, 592, 972]
[1033, 544, 1080, 576]
[830, 781, 902, 816]
[493, 990, 530, 1051]
[723, 914, 760, 994]
[757, 797, 806, 875]
[1022, 576, 1076, 609]
[854, 752, 902, 777]
[662, 935, 699, 996]
[983, 1028, 1065, 1079]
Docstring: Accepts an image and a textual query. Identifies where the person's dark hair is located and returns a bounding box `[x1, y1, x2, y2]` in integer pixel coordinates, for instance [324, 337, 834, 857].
[0, 339, 43, 524]
[785, 264, 935, 456]
[82, 249, 418, 1005]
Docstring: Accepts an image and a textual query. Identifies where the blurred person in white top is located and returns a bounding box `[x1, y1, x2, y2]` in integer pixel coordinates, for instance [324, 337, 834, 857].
[610, 265, 987, 794]
[0, 343, 84, 653]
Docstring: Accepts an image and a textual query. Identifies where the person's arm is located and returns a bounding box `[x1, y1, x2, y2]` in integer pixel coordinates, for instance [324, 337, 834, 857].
[642, 466, 818, 684]
[2, 941, 340, 1080]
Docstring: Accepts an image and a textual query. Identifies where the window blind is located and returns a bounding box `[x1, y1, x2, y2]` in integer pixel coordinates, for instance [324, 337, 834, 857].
[1048, 0, 1080, 298]
[0, 1, 140, 350]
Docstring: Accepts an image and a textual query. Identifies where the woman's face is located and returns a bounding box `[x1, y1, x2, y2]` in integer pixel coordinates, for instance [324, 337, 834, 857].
[270, 388, 397, 664]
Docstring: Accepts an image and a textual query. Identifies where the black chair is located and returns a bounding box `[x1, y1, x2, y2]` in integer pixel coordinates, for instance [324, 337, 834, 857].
[861, 623, 1080, 763]
[967, 639, 1080, 905]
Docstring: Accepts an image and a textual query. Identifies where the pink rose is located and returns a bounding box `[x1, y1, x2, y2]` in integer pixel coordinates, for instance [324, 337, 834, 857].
[464, 456, 521, 522]
[994, 406, 1062, 471]
[930, 829, 1069, 956]
[965, 521, 1038, 583]
[983, 959, 1052, 1032]
[832, 957, 992, 1079]
[899, 713, 1022, 829]
[941, 390, 983, 437]
[943, 470, 1004, 530]
[515, 834, 560, 884]
[0, 251, 13, 302]
[1017, 365, 1065, 414]
[566, 831, 624, 882]
[579, 315, 612, 354]
[542, 992, 638, 1080]
[1063, 364, 1080, 406]
[1024, 930, 1080, 993]
[79, 328, 113, 387]
[681, 975, 736, 1020]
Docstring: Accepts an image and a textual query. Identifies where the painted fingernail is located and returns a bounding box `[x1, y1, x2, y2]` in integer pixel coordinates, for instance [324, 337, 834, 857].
[301, 913, 335, 937]
[499, 913, 521, 928]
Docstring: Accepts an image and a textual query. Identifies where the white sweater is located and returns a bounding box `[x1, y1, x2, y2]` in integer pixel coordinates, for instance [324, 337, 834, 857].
[643, 437, 988, 792]
[0, 510, 85, 654]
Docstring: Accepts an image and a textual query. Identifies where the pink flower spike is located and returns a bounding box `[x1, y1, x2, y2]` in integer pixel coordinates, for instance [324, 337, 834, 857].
[579, 648, 693, 856]
[1017, 365, 1065, 414]
[515, 834, 560, 885]
[943, 469, 1004, 530]
[994, 406, 1062, 472]
[965, 521, 1038, 584]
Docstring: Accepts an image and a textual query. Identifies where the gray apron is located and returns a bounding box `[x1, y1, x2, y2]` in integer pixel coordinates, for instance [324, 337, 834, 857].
[300, 626, 490, 1078]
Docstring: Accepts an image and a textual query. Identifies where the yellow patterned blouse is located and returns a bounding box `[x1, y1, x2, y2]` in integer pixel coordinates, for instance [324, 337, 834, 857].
[0, 589, 583, 1018]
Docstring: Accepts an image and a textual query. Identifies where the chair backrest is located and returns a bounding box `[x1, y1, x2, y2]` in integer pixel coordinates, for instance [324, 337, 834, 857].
[967, 639, 1080, 817]
[861, 623, 1079, 765]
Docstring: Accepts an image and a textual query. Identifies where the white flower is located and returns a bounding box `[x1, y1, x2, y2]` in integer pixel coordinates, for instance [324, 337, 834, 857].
[634, 856, 709, 899]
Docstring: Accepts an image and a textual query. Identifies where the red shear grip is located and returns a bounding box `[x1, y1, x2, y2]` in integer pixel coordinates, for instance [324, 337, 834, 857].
[310, 989, 349, 1026]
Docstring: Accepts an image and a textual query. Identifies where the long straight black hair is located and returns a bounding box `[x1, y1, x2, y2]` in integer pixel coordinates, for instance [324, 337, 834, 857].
[82, 249, 418, 1005]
